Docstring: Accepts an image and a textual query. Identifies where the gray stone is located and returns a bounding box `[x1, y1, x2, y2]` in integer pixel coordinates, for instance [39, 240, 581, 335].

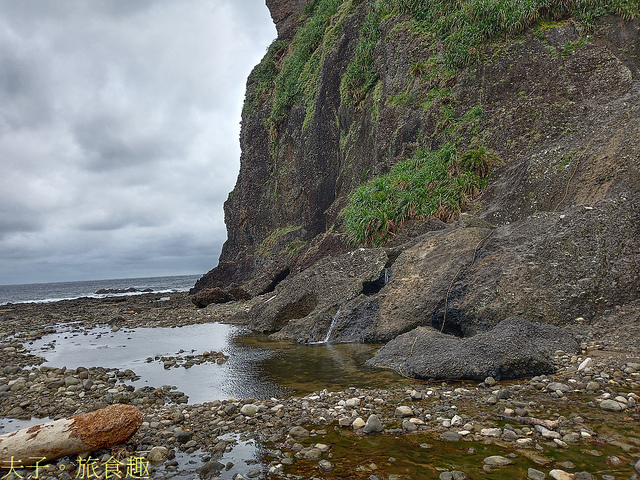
[452, 472, 468, 480]
[288, 426, 310, 438]
[574, 472, 595, 480]
[546, 382, 572, 393]
[395, 406, 413, 417]
[481, 428, 502, 437]
[483, 455, 513, 466]
[586, 381, 599, 391]
[318, 459, 332, 472]
[440, 432, 461, 442]
[64, 377, 81, 387]
[303, 448, 322, 460]
[528, 468, 546, 480]
[367, 317, 578, 380]
[175, 430, 193, 443]
[147, 446, 169, 463]
[599, 399, 627, 412]
[635, 459, 640, 474]
[402, 420, 417, 432]
[363, 414, 384, 434]
[199, 460, 224, 478]
[439, 473, 453, 480]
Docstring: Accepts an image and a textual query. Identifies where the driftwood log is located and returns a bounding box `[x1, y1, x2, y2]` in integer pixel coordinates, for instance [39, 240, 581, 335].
[0, 404, 143, 464]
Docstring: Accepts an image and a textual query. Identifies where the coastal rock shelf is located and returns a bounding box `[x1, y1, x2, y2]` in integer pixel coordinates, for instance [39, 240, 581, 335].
[1, 294, 639, 479]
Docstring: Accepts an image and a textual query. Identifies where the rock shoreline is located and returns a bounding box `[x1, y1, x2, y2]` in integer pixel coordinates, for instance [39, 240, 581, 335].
[1, 294, 639, 479]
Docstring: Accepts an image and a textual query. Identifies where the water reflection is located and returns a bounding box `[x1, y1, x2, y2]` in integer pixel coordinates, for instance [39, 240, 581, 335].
[232, 334, 413, 395]
[26, 322, 410, 404]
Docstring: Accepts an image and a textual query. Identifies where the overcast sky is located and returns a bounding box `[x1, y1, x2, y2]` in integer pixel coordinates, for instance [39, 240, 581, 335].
[0, 0, 276, 285]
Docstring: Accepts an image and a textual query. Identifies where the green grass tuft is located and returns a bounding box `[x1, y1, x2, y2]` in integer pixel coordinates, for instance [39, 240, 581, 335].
[342, 143, 501, 246]
[398, 0, 638, 68]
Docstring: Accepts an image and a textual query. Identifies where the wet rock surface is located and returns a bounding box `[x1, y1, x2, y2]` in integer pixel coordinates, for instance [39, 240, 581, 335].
[0, 294, 638, 479]
[366, 317, 580, 380]
[245, 248, 388, 342]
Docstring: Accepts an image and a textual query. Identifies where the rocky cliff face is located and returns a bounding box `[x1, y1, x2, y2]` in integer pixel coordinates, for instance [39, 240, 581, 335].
[194, 2, 639, 348]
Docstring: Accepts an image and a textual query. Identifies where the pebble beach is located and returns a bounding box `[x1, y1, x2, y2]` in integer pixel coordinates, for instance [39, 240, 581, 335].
[1, 293, 639, 479]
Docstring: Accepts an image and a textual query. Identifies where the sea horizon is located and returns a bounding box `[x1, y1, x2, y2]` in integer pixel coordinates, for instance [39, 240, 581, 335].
[0, 273, 202, 305]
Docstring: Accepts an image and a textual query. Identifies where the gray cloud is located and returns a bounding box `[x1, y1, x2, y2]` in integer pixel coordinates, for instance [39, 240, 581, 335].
[0, 0, 276, 284]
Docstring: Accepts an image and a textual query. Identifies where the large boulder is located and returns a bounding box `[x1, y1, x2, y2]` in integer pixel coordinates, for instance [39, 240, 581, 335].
[328, 194, 640, 343]
[191, 287, 234, 308]
[366, 317, 579, 380]
[245, 248, 388, 342]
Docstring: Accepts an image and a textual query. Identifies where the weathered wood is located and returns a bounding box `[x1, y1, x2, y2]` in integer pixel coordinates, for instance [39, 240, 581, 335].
[0, 404, 143, 464]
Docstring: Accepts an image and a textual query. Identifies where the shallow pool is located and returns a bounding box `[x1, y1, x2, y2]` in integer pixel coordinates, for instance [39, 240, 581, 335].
[26, 322, 410, 404]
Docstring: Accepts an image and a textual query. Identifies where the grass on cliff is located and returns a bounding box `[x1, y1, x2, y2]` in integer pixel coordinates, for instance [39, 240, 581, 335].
[342, 144, 502, 246]
[398, 0, 639, 67]
[267, 0, 347, 142]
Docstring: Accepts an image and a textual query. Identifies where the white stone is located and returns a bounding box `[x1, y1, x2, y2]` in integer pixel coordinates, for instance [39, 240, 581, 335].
[345, 397, 361, 407]
[549, 469, 574, 480]
[516, 438, 533, 447]
[553, 438, 569, 449]
[352, 417, 366, 429]
[481, 428, 502, 437]
[240, 404, 259, 416]
[578, 357, 593, 371]
[395, 406, 413, 417]
[535, 425, 561, 439]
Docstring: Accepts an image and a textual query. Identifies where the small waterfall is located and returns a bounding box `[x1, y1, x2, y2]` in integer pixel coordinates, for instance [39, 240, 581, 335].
[323, 308, 342, 343]
[383, 267, 390, 285]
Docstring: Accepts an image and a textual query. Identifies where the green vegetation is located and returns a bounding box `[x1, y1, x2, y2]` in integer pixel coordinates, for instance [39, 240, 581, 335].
[342, 144, 502, 246]
[397, 0, 638, 67]
[245, 0, 637, 242]
[267, 0, 351, 145]
[339, 4, 385, 106]
[243, 39, 288, 116]
[259, 225, 304, 258]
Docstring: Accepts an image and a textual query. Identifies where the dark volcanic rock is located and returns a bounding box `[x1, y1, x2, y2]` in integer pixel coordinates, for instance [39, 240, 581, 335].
[95, 288, 150, 294]
[190, 287, 233, 308]
[246, 248, 388, 342]
[366, 317, 579, 380]
[226, 283, 251, 301]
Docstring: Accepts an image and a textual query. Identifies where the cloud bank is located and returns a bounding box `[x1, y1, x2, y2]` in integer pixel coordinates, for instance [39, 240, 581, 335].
[0, 0, 276, 284]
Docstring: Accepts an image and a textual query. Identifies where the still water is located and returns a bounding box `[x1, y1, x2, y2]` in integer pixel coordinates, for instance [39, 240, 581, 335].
[25, 322, 408, 404]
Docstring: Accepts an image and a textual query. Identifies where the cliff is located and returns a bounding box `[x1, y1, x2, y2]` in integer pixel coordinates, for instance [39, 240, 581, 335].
[193, 1, 640, 346]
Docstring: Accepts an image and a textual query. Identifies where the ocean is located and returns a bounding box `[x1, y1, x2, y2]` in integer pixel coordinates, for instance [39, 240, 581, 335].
[0, 274, 201, 305]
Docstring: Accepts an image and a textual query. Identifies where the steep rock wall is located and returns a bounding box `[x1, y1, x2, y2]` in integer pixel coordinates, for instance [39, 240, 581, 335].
[193, 1, 639, 342]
